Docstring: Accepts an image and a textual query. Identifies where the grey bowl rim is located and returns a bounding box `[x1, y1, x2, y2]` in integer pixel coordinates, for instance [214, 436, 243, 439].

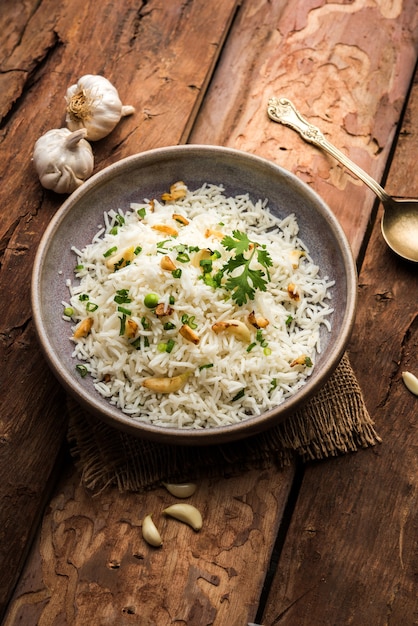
[31, 144, 358, 445]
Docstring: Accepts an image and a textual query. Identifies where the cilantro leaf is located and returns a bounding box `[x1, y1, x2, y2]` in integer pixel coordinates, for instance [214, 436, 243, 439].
[223, 253, 247, 274]
[221, 231, 251, 255]
[220, 231, 271, 305]
[257, 247, 273, 269]
[224, 267, 267, 305]
[257, 247, 272, 281]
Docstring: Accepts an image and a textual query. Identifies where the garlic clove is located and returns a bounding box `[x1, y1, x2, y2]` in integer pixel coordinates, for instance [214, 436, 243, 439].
[402, 371, 418, 396]
[142, 514, 163, 547]
[289, 249, 306, 268]
[248, 311, 269, 329]
[73, 317, 93, 339]
[142, 372, 190, 393]
[160, 255, 177, 271]
[65, 74, 135, 141]
[162, 482, 197, 498]
[179, 324, 200, 345]
[212, 319, 251, 343]
[105, 246, 135, 271]
[163, 503, 203, 531]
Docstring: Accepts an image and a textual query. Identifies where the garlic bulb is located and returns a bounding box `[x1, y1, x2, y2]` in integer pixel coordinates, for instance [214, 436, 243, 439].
[65, 74, 135, 141]
[33, 128, 94, 194]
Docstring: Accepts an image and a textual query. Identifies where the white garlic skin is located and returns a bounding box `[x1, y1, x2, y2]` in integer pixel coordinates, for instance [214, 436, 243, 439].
[33, 128, 94, 194]
[65, 74, 135, 141]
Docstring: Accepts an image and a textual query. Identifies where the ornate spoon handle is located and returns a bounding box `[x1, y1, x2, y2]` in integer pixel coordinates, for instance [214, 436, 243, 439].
[267, 97, 390, 204]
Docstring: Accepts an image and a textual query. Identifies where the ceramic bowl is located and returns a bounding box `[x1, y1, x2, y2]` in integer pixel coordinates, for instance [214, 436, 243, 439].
[31, 145, 357, 445]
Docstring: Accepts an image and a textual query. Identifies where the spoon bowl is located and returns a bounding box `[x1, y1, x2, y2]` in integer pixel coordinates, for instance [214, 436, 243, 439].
[268, 97, 418, 262]
[381, 198, 418, 262]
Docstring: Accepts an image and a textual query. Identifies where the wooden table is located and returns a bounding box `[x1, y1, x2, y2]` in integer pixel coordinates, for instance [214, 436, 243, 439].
[1, 1, 418, 624]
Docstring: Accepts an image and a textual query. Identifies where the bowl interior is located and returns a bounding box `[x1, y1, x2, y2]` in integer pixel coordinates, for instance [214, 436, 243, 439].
[32, 145, 357, 445]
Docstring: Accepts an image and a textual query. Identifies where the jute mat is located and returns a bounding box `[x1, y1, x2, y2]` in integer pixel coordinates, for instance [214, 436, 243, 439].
[67, 353, 381, 494]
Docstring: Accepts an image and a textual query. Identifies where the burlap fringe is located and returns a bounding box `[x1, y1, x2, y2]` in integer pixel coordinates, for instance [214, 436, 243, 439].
[67, 353, 381, 494]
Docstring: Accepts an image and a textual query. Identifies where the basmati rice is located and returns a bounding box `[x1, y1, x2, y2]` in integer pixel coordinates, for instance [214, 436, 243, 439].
[64, 182, 334, 429]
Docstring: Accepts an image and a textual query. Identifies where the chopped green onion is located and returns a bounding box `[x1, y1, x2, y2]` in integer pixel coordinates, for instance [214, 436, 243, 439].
[134, 245, 142, 255]
[157, 340, 175, 353]
[119, 314, 126, 335]
[115, 215, 125, 225]
[270, 378, 278, 390]
[166, 339, 175, 353]
[211, 250, 222, 259]
[86, 302, 98, 312]
[144, 293, 159, 308]
[246, 342, 257, 352]
[143, 336, 150, 347]
[141, 317, 150, 329]
[79, 294, 89, 301]
[176, 252, 190, 263]
[103, 246, 117, 258]
[118, 305, 132, 316]
[131, 337, 142, 349]
[188, 315, 197, 329]
[305, 356, 313, 367]
[76, 364, 88, 377]
[180, 314, 197, 329]
[263, 347, 272, 356]
[172, 268, 182, 279]
[169, 295, 175, 305]
[285, 315, 294, 326]
[163, 322, 176, 330]
[114, 290, 132, 304]
[200, 259, 213, 272]
[232, 389, 245, 402]
[113, 257, 130, 271]
[137, 207, 146, 219]
[74, 264, 84, 271]
[63, 306, 74, 317]
[109, 226, 118, 235]
[199, 363, 214, 370]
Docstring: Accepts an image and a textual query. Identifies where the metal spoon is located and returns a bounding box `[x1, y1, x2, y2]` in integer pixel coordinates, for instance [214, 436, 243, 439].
[267, 97, 418, 262]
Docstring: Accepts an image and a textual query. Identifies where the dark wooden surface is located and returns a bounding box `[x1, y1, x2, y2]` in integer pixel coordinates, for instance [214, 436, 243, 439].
[1, 1, 418, 624]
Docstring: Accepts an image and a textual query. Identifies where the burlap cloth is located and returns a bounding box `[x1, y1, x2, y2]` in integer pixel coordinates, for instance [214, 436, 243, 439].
[67, 353, 381, 493]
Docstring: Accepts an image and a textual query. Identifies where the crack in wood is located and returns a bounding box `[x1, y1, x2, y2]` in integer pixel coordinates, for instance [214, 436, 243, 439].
[0, 29, 63, 127]
[270, 583, 321, 624]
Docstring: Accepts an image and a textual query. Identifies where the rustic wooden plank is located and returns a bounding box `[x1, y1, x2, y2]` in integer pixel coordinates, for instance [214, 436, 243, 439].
[0, 0, 239, 618]
[3, 467, 292, 626]
[260, 64, 418, 625]
[190, 0, 418, 258]
[4, 1, 418, 624]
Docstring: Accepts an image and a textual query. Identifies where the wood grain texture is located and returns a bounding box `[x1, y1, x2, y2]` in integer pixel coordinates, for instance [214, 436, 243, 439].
[190, 0, 418, 257]
[2, 0, 418, 624]
[0, 0, 240, 618]
[261, 64, 418, 626]
[4, 467, 292, 626]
